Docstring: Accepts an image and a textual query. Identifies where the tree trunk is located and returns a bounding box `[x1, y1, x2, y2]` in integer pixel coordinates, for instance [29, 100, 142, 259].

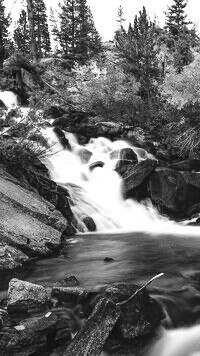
[26, 0, 37, 62]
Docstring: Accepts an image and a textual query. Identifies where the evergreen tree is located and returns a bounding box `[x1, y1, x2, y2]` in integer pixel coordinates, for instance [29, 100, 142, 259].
[115, 7, 159, 103]
[13, 10, 30, 56]
[165, 0, 190, 39]
[55, 0, 101, 67]
[32, 0, 51, 59]
[165, 0, 197, 72]
[116, 5, 125, 29]
[0, 0, 10, 67]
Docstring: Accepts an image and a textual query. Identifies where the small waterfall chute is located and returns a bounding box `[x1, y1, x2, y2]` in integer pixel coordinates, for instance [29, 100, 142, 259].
[0, 91, 18, 108]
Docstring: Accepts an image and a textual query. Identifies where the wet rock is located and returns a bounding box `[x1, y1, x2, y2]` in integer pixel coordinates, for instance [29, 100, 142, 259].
[7, 279, 49, 313]
[110, 147, 138, 162]
[0, 99, 6, 108]
[104, 257, 115, 263]
[103, 283, 164, 340]
[82, 216, 96, 232]
[89, 161, 105, 170]
[0, 312, 71, 356]
[168, 159, 200, 172]
[52, 287, 89, 304]
[118, 159, 157, 196]
[53, 126, 71, 150]
[148, 167, 187, 215]
[75, 147, 92, 163]
[54, 276, 80, 287]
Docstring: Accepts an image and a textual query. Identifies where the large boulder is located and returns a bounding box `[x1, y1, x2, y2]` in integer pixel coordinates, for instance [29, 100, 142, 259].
[148, 167, 187, 216]
[7, 279, 49, 313]
[103, 283, 164, 340]
[117, 159, 157, 197]
[0, 164, 75, 271]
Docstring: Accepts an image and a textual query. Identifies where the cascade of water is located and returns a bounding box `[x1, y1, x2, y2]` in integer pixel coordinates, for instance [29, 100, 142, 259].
[42, 127, 173, 232]
[147, 324, 200, 356]
[0, 91, 18, 107]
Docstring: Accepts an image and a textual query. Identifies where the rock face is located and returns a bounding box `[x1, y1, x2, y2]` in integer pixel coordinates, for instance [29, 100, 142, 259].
[118, 159, 157, 197]
[148, 168, 187, 215]
[0, 164, 75, 272]
[7, 279, 49, 313]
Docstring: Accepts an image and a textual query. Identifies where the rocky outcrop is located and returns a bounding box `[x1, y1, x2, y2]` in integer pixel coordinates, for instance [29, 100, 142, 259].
[0, 164, 75, 272]
[148, 168, 187, 216]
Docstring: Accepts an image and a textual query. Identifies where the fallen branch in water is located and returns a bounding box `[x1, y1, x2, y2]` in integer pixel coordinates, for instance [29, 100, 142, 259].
[117, 273, 164, 306]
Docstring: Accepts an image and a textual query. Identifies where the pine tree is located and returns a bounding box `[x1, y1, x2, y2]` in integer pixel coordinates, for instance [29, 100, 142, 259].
[0, 0, 10, 67]
[55, 0, 101, 67]
[13, 10, 30, 56]
[165, 0, 190, 38]
[165, 0, 196, 72]
[32, 0, 51, 59]
[116, 5, 125, 29]
[115, 7, 159, 103]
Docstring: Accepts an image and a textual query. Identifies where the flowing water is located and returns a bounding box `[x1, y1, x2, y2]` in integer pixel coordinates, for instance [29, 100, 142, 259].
[1, 91, 200, 356]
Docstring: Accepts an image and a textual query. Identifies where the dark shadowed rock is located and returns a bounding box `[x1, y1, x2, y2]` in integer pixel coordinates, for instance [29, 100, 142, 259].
[148, 167, 187, 215]
[45, 105, 67, 119]
[89, 161, 105, 170]
[82, 216, 96, 232]
[168, 159, 200, 172]
[52, 287, 89, 304]
[7, 279, 49, 313]
[53, 126, 71, 150]
[0, 312, 71, 356]
[103, 283, 164, 340]
[118, 159, 157, 196]
[0, 99, 7, 108]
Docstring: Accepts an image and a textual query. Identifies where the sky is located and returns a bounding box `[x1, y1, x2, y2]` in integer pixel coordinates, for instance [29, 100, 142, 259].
[4, 0, 200, 41]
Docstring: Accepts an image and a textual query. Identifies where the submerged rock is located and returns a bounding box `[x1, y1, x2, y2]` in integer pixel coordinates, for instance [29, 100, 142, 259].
[110, 147, 138, 162]
[7, 279, 49, 313]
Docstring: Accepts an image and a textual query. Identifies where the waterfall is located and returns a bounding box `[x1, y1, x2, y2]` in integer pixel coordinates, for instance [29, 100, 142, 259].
[42, 127, 173, 232]
[0, 91, 18, 108]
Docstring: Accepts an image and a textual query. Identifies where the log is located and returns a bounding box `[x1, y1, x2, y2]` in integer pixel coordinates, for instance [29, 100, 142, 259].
[62, 297, 121, 356]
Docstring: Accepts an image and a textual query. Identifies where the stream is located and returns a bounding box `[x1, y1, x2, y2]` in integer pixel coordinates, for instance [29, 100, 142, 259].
[1, 91, 200, 355]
